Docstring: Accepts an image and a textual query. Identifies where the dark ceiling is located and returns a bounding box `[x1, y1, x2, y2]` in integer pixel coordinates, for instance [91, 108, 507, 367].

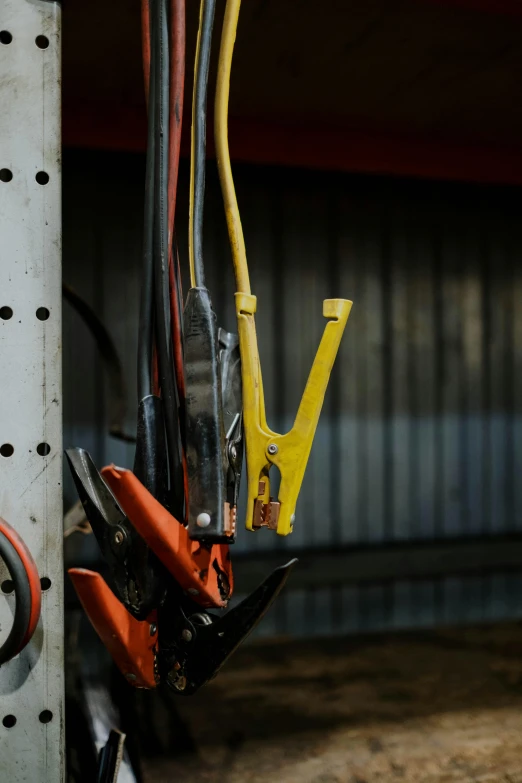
[62, 0, 522, 178]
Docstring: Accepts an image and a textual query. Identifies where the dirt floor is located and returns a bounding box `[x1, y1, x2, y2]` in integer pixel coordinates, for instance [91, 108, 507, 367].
[137, 623, 522, 782]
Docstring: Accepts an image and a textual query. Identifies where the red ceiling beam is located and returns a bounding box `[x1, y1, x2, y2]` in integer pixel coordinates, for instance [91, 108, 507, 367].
[424, 0, 522, 16]
[231, 120, 522, 187]
[63, 103, 147, 154]
[63, 100, 522, 187]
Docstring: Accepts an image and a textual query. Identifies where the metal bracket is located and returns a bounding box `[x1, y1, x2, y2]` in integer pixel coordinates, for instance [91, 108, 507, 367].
[0, 1, 64, 779]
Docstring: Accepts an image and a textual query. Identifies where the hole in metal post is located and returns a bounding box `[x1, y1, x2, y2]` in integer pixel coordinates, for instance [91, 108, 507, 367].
[0, 307, 13, 320]
[35, 171, 49, 185]
[36, 443, 51, 457]
[0, 31, 12, 45]
[35, 35, 49, 49]
[0, 169, 13, 183]
[2, 715, 16, 728]
[40, 577, 51, 591]
[0, 444, 14, 457]
[1, 580, 14, 594]
[36, 307, 50, 321]
[39, 710, 52, 724]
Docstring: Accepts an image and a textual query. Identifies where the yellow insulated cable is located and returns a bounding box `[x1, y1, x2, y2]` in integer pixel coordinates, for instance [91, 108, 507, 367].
[214, 0, 351, 537]
[214, 0, 251, 295]
[188, 7, 200, 288]
[188, 0, 205, 289]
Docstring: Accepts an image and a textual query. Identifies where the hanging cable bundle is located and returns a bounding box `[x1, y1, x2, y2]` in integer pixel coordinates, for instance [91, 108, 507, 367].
[215, 0, 351, 536]
[64, 0, 297, 697]
[136, 0, 186, 519]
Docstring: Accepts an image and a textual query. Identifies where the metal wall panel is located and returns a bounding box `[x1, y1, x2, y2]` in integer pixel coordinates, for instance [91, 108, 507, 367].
[63, 151, 522, 635]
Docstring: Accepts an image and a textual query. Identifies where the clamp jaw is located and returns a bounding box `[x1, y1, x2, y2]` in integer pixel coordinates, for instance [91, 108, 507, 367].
[157, 559, 294, 694]
[236, 295, 351, 536]
[66, 447, 293, 693]
[66, 448, 232, 611]
[183, 291, 243, 544]
[70, 559, 294, 694]
[219, 327, 243, 522]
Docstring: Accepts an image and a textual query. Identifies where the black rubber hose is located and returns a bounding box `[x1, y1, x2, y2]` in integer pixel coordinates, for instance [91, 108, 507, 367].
[138, 0, 156, 403]
[192, 0, 216, 288]
[153, 0, 184, 516]
[0, 532, 32, 666]
[63, 283, 134, 442]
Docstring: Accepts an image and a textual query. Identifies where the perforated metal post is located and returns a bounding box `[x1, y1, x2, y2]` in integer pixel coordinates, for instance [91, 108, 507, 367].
[0, 1, 64, 780]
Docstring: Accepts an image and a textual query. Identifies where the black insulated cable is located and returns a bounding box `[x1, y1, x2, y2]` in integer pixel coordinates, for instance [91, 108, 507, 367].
[137, 0, 156, 403]
[184, 0, 240, 543]
[190, 0, 216, 288]
[133, 0, 170, 505]
[153, 0, 184, 517]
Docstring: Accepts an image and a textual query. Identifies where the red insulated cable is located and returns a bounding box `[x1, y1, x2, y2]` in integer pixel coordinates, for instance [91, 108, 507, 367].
[167, 0, 186, 406]
[141, 0, 187, 509]
[167, 0, 187, 522]
[141, 0, 151, 103]
[142, 0, 186, 239]
[141, 0, 160, 394]
[167, 0, 185, 247]
[142, 0, 185, 398]
[170, 244, 189, 508]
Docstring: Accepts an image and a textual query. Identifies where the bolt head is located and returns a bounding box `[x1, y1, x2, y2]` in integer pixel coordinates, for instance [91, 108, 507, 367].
[181, 629, 193, 643]
[188, 588, 199, 596]
[167, 669, 187, 692]
[173, 675, 187, 692]
[196, 512, 211, 528]
[125, 673, 137, 681]
[114, 530, 124, 545]
[149, 623, 157, 636]
[267, 443, 278, 455]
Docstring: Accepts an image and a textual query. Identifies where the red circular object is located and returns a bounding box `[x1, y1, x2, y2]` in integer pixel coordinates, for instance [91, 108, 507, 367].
[0, 518, 41, 659]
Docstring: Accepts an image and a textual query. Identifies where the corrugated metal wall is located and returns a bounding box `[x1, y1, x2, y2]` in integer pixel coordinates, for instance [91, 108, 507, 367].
[63, 151, 522, 636]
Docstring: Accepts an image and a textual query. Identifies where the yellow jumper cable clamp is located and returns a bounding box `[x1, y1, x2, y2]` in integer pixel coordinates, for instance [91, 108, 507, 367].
[215, 0, 351, 536]
[236, 294, 351, 535]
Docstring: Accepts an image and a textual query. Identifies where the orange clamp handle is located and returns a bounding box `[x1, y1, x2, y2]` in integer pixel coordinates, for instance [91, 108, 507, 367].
[69, 568, 158, 689]
[101, 466, 233, 608]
